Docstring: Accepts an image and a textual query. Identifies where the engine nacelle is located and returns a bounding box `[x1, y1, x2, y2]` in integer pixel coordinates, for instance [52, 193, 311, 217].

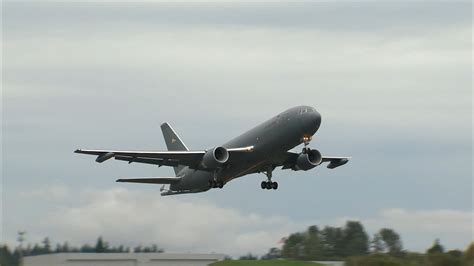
[295, 149, 322, 171]
[201, 146, 229, 169]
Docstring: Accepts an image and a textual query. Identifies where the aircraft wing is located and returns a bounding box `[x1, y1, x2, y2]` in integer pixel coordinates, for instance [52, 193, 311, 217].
[74, 146, 254, 169]
[280, 151, 351, 170]
[116, 177, 182, 184]
[75, 149, 204, 168]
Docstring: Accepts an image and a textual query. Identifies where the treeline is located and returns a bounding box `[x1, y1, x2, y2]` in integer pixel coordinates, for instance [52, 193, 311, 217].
[0, 236, 163, 266]
[258, 221, 474, 266]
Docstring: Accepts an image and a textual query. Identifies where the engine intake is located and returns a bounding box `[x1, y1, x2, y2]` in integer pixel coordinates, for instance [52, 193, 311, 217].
[295, 149, 322, 171]
[201, 146, 229, 169]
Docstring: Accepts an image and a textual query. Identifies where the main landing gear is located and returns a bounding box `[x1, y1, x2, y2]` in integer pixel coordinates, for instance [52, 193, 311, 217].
[209, 179, 224, 189]
[209, 169, 225, 189]
[261, 166, 278, 190]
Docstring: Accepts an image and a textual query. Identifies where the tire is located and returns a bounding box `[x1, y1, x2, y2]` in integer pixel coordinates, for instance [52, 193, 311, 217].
[266, 182, 272, 190]
[272, 182, 278, 190]
[261, 181, 267, 189]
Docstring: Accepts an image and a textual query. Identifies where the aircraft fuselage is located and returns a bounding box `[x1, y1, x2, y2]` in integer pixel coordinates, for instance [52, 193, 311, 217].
[170, 106, 321, 192]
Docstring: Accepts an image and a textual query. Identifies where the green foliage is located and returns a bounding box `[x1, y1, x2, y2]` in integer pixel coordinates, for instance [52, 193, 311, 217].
[463, 242, 474, 263]
[261, 247, 281, 260]
[0, 245, 19, 266]
[281, 232, 306, 260]
[238, 253, 258, 260]
[346, 254, 404, 266]
[320, 226, 344, 259]
[379, 228, 403, 255]
[425, 253, 463, 266]
[95, 236, 108, 253]
[427, 239, 444, 254]
[281, 221, 369, 260]
[371, 232, 385, 253]
[347, 251, 470, 266]
[341, 221, 369, 257]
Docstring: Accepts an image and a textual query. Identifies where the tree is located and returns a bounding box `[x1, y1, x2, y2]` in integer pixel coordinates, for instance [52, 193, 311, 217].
[427, 239, 444, 254]
[463, 242, 474, 263]
[379, 228, 402, 254]
[42, 237, 52, 254]
[95, 236, 108, 253]
[304, 225, 322, 260]
[239, 253, 257, 260]
[371, 233, 385, 253]
[0, 245, 19, 266]
[320, 226, 344, 259]
[341, 221, 369, 257]
[281, 232, 306, 259]
[261, 247, 281, 260]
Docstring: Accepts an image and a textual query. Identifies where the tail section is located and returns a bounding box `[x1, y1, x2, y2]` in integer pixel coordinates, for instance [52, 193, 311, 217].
[160, 122, 189, 175]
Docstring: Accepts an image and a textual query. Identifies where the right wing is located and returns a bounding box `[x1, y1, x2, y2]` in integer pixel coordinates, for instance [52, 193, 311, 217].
[279, 151, 351, 170]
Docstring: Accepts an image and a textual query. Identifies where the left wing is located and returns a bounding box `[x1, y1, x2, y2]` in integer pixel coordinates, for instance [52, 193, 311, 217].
[278, 151, 351, 170]
[75, 149, 205, 168]
[74, 146, 254, 169]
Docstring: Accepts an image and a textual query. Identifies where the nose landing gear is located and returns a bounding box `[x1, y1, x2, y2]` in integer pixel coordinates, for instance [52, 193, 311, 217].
[302, 135, 313, 154]
[260, 166, 278, 190]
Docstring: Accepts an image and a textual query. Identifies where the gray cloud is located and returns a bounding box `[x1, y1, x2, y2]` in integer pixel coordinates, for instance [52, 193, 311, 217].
[5, 187, 473, 255]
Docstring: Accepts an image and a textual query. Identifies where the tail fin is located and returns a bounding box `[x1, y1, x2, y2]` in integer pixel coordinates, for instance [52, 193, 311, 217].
[160, 122, 189, 175]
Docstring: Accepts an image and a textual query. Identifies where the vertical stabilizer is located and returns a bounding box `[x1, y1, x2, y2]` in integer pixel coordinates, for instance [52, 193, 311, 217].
[160, 123, 189, 175]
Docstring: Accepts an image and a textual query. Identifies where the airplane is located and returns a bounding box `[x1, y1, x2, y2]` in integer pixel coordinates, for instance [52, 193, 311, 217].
[75, 106, 350, 196]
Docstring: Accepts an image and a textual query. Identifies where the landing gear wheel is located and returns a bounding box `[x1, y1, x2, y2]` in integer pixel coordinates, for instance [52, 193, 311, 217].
[210, 180, 222, 189]
[265, 182, 272, 190]
[261, 181, 267, 189]
[272, 182, 278, 190]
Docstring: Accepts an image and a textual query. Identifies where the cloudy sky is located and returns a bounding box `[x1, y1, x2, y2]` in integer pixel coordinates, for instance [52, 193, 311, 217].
[2, 0, 472, 256]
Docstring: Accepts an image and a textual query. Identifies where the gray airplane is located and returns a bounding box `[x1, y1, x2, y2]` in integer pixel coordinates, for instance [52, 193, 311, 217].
[75, 106, 350, 196]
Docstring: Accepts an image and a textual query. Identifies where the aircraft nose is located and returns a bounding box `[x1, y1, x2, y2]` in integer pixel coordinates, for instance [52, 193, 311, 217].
[302, 107, 321, 134]
[311, 109, 322, 132]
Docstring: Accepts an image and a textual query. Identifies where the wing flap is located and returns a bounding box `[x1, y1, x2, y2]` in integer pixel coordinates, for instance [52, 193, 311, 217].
[116, 177, 182, 184]
[114, 155, 180, 167]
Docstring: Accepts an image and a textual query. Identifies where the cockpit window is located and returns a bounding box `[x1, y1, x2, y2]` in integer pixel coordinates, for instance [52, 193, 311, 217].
[299, 107, 312, 114]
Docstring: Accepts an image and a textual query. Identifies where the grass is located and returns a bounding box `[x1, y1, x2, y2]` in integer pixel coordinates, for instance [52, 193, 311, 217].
[211, 260, 324, 266]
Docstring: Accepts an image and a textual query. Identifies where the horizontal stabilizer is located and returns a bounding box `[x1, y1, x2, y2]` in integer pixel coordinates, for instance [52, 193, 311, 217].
[116, 177, 182, 184]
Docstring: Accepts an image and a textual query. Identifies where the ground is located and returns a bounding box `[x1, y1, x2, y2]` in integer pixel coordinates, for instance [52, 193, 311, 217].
[211, 260, 324, 266]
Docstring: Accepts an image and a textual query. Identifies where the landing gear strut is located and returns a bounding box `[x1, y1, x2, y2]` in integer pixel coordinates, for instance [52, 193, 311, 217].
[261, 166, 278, 190]
[302, 135, 312, 154]
[209, 179, 224, 189]
[209, 169, 224, 189]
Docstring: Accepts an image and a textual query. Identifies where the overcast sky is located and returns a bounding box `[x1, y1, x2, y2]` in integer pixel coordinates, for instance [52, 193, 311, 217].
[2, 1, 472, 256]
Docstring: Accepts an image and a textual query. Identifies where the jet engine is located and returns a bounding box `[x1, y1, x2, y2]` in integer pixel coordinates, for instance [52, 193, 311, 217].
[295, 149, 322, 171]
[201, 146, 229, 169]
